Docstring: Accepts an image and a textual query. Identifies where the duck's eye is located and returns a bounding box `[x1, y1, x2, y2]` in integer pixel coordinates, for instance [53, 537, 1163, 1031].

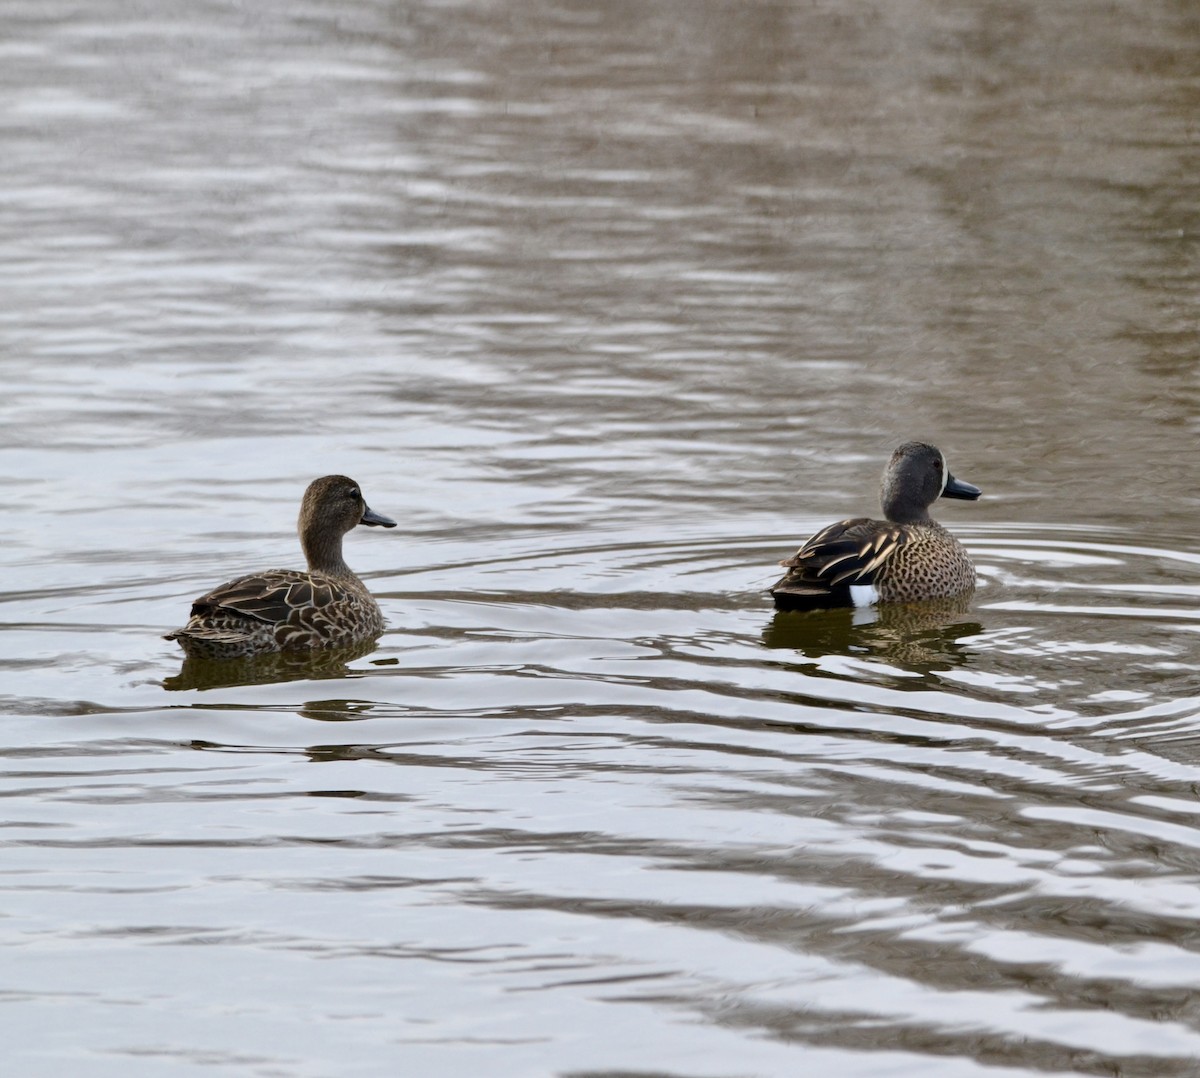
[348, 488, 360, 499]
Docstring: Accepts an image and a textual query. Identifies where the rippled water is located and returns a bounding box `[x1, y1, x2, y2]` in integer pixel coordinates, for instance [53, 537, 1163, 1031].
[4, 1, 1200, 1076]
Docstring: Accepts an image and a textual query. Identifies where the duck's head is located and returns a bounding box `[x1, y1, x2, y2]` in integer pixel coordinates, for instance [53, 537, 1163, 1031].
[880, 442, 981, 524]
[300, 475, 396, 538]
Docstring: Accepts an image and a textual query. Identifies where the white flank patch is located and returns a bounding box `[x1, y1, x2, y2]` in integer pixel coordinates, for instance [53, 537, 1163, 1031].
[849, 583, 880, 607]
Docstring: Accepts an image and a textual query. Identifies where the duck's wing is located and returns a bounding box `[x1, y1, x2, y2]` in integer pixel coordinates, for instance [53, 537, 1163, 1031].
[187, 570, 342, 625]
[770, 518, 908, 608]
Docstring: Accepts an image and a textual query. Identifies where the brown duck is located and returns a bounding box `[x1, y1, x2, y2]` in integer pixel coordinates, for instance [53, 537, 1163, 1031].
[166, 475, 396, 659]
[771, 442, 981, 610]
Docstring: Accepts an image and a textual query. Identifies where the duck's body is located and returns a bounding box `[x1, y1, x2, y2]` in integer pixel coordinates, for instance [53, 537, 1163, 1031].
[169, 568, 387, 659]
[166, 476, 395, 659]
[771, 442, 981, 611]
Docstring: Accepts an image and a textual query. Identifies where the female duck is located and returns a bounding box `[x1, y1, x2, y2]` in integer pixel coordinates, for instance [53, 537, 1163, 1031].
[771, 442, 981, 610]
[167, 475, 395, 659]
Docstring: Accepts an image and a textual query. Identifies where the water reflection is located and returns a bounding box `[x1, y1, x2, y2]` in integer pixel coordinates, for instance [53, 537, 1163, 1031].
[163, 639, 379, 692]
[763, 596, 982, 673]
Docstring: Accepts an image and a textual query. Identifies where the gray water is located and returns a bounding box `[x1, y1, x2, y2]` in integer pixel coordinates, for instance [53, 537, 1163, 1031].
[3, 1, 1200, 1075]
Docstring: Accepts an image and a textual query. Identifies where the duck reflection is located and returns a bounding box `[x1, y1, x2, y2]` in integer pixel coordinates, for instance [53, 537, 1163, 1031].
[762, 595, 981, 671]
[163, 638, 379, 691]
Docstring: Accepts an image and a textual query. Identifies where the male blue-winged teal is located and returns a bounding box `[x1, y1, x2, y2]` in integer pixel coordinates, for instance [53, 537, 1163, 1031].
[770, 442, 981, 610]
[166, 475, 396, 659]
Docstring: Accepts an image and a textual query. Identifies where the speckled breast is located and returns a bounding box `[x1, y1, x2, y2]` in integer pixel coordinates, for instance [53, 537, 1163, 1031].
[876, 525, 976, 603]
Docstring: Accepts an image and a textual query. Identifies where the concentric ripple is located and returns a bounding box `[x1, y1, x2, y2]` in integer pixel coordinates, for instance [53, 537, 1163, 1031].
[0, 523, 1159, 1074]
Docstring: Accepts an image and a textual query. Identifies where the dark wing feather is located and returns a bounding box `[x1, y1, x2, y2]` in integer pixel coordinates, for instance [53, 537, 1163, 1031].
[189, 570, 342, 625]
[771, 518, 908, 607]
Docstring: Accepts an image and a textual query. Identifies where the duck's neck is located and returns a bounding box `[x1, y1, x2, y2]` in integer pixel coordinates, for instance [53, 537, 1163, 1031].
[881, 493, 932, 525]
[302, 529, 354, 579]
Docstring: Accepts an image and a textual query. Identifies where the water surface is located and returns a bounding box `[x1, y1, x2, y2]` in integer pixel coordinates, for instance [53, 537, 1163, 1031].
[3, 2, 1200, 1076]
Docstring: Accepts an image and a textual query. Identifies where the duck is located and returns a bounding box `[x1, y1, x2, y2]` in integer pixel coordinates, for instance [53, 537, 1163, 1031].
[770, 441, 981, 610]
[166, 475, 396, 659]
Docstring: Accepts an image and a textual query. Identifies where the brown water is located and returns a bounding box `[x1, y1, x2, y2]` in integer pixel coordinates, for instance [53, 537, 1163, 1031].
[3, 2, 1200, 1075]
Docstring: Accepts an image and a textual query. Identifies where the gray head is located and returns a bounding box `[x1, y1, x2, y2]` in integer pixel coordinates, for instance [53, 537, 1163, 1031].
[879, 442, 981, 524]
[299, 475, 395, 574]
